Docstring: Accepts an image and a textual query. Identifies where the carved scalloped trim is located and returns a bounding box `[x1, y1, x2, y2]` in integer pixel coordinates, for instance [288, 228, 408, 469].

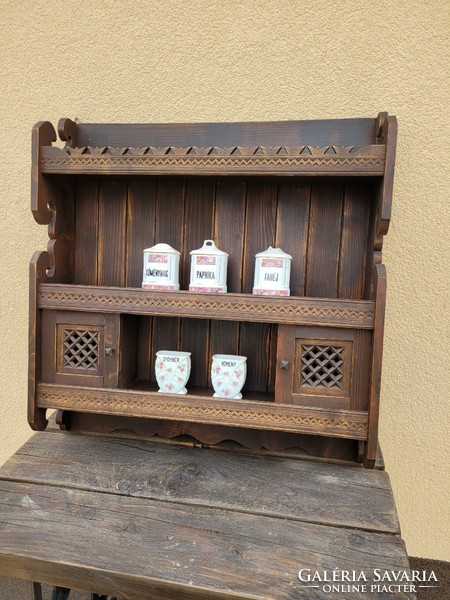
[37, 384, 369, 439]
[37, 285, 375, 328]
[40, 144, 385, 173]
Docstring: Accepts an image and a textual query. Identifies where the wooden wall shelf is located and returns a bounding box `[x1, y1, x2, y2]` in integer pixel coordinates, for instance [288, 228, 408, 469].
[38, 284, 376, 328]
[29, 113, 397, 467]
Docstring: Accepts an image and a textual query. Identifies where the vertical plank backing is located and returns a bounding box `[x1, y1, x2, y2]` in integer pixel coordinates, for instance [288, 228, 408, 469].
[240, 182, 277, 392]
[136, 316, 153, 382]
[209, 181, 247, 385]
[126, 180, 157, 287]
[338, 182, 370, 299]
[74, 179, 99, 285]
[276, 183, 310, 297]
[180, 181, 215, 387]
[150, 181, 185, 381]
[306, 182, 344, 298]
[98, 180, 127, 287]
[126, 180, 157, 381]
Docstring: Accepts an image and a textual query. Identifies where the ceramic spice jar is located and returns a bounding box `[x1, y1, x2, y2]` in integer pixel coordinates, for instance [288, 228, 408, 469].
[189, 240, 228, 293]
[253, 246, 292, 296]
[155, 351, 191, 394]
[142, 243, 180, 290]
[211, 354, 247, 400]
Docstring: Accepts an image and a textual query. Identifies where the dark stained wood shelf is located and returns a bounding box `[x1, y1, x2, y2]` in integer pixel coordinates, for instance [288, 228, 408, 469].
[36, 382, 369, 439]
[38, 283, 376, 328]
[29, 113, 397, 468]
[40, 143, 386, 176]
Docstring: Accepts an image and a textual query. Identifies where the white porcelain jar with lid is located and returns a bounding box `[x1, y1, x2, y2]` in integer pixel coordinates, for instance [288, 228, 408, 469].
[189, 240, 228, 293]
[253, 246, 292, 296]
[142, 243, 180, 290]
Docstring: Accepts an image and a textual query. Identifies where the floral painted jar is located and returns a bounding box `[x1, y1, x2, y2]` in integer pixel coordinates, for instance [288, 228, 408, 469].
[142, 243, 180, 290]
[155, 351, 191, 394]
[253, 246, 292, 296]
[211, 354, 247, 400]
[189, 240, 228, 293]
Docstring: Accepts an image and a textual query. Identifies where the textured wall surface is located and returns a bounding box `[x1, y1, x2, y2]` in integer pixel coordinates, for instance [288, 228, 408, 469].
[0, 0, 448, 560]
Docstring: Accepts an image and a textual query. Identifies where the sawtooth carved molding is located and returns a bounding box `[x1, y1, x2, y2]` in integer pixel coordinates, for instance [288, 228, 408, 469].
[37, 383, 369, 440]
[38, 284, 376, 328]
[40, 144, 385, 175]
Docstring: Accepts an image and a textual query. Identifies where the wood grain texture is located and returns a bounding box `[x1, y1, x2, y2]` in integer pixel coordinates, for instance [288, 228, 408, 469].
[97, 180, 127, 286]
[150, 180, 185, 379]
[0, 430, 399, 533]
[339, 183, 371, 299]
[180, 181, 215, 386]
[365, 264, 387, 467]
[125, 180, 156, 287]
[28, 252, 50, 431]
[0, 427, 413, 599]
[39, 144, 386, 176]
[306, 183, 344, 298]
[36, 383, 369, 439]
[69, 118, 379, 149]
[74, 179, 99, 285]
[59, 412, 360, 460]
[37, 284, 376, 328]
[276, 184, 310, 296]
[0, 479, 412, 600]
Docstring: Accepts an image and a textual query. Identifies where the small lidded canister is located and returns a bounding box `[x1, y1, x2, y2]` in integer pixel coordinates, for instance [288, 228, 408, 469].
[253, 246, 292, 296]
[142, 243, 180, 290]
[189, 240, 228, 293]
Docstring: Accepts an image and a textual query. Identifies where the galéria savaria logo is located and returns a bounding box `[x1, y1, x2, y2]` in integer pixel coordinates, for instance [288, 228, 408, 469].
[297, 568, 439, 594]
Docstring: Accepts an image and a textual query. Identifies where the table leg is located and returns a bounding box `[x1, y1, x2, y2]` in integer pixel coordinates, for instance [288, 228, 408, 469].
[32, 582, 42, 600]
[51, 587, 71, 600]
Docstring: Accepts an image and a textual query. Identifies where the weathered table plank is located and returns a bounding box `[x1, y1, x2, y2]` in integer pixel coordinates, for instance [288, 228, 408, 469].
[0, 429, 414, 599]
[1, 429, 399, 533]
[0, 480, 412, 600]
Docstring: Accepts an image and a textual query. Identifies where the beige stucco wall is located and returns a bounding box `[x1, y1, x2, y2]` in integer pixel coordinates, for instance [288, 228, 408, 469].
[1, 0, 448, 561]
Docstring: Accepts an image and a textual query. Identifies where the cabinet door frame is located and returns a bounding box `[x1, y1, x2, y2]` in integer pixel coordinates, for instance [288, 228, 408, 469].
[41, 310, 120, 387]
[275, 325, 371, 411]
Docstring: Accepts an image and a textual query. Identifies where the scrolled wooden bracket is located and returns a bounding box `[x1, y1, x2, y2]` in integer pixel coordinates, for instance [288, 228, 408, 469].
[31, 121, 57, 225]
[28, 251, 50, 431]
[58, 117, 77, 148]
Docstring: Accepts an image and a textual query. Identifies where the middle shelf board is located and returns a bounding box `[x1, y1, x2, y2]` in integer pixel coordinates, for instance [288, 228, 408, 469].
[38, 284, 375, 329]
[36, 383, 369, 440]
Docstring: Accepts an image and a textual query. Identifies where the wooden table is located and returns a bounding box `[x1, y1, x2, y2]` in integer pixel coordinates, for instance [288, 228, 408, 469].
[0, 426, 415, 599]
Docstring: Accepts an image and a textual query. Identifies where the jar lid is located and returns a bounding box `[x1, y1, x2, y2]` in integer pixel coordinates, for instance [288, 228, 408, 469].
[190, 240, 229, 257]
[255, 246, 292, 259]
[144, 243, 180, 255]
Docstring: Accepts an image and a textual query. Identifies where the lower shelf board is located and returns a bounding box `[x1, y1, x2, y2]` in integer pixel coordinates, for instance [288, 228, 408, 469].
[36, 382, 369, 440]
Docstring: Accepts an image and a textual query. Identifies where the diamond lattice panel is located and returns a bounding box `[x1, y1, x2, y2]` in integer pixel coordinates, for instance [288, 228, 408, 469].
[300, 345, 344, 389]
[62, 329, 99, 371]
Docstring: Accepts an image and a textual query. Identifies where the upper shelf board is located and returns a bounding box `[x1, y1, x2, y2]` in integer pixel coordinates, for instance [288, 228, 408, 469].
[40, 144, 385, 176]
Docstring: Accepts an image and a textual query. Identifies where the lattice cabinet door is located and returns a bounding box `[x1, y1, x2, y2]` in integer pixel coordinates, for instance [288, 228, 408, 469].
[275, 325, 371, 411]
[41, 311, 137, 388]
